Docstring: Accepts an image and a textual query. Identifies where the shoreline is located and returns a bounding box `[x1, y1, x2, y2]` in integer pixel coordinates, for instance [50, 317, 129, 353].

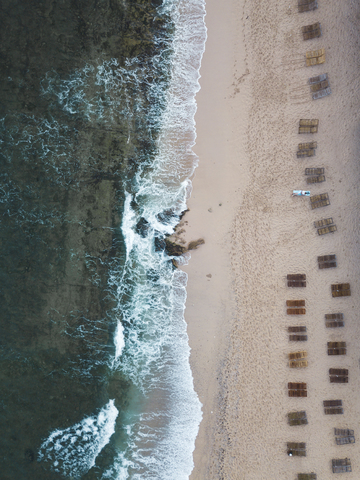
[184, 0, 360, 478]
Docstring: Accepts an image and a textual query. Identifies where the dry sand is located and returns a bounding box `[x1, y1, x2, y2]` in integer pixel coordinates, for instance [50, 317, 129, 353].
[180, 0, 360, 478]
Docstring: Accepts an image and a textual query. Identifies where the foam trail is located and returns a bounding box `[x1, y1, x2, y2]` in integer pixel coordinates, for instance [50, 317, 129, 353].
[38, 400, 118, 478]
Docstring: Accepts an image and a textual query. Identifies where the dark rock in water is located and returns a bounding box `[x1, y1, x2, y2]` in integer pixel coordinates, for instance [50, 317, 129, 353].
[156, 209, 176, 225]
[24, 449, 35, 463]
[164, 238, 186, 257]
[187, 238, 205, 250]
[135, 217, 150, 237]
[154, 236, 166, 252]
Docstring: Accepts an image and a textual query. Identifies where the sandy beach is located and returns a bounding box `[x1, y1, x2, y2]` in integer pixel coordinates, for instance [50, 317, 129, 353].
[180, 0, 360, 478]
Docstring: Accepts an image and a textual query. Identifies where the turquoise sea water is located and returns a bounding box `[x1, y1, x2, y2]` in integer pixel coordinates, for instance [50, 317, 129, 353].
[0, 0, 206, 478]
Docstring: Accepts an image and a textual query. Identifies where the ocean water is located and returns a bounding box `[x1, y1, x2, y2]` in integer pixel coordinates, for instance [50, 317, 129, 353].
[0, 0, 206, 479]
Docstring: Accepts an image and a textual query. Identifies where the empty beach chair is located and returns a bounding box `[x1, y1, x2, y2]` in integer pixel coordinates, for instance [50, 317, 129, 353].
[287, 300, 305, 307]
[306, 54, 325, 67]
[324, 399, 343, 415]
[308, 74, 327, 85]
[299, 119, 319, 134]
[310, 80, 329, 93]
[289, 334, 308, 342]
[325, 313, 345, 329]
[336, 436, 355, 445]
[310, 192, 330, 209]
[312, 87, 331, 100]
[297, 149, 316, 158]
[306, 168, 324, 176]
[335, 429, 354, 437]
[289, 351, 307, 360]
[324, 400, 343, 407]
[318, 254, 337, 269]
[299, 142, 317, 150]
[332, 458, 351, 473]
[287, 308, 306, 315]
[286, 300, 306, 315]
[287, 442, 306, 456]
[318, 225, 337, 235]
[307, 175, 325, 184]
[288, 382, 307, 397]
[298, 474, 317, 480]
[298, 0, 318, 13]
[334, 428, 355, 445]
[314, 217, 333, 228]
[331, 283, 351, 297]
[287, 274, 306, 287]
[290, 360, 308, 368]
[288, 326, 307, 333]
[288, 411, 308, 426]
[302, 22, 321, 40]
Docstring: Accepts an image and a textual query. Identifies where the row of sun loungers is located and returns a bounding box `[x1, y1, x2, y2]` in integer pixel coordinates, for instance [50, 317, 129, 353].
[299, 119, 318, 134]
[325, 312, 344, 328]
[318, 254, 336, 269]
[302, 22, 321, 40]
[297, 141, 317, 157]
[314, 217, 337, 235]
[306, 48, 325, 67]
[309, 73, 331, 100]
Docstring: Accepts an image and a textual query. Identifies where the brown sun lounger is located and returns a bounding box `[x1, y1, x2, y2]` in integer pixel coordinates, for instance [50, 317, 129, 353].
[335, 428, 354, 437]
[324, 399, 343, 415]
[312, 87, 331, 100]
[287, 300, 305, 307]
[298, 474, 317, 480]
[288, 382, 307, 397]
[299, 142, 317, 150]
[306, 54, 325, 67]
[306, 168, 324, 176]
[307, 175, 325, 184]
[288, 411, 308, 427]
[287, 308, 306, 314]
[298, 0, 318, 13]
[331, 283, 351, 297]
[324, 400, 342, 407]
[329, 368, 349, 383]
[318, 225, 337, 235]
[336, 436, 355, 445]
[335, 428, 355, 444]
[302, 22, 321, 40]
[289, 334, 308, 342]
[318, 254, 337, 269]
[310, 193, 330, 209]
[314, 217, 333, 228]
[308, 74, 327, 85]
[289, 351, 307, 360]
[325, 313, 344, 328]
[287, 274, 306, 287]
[288, 326, 307, 333]
[290, 360, 308, 368]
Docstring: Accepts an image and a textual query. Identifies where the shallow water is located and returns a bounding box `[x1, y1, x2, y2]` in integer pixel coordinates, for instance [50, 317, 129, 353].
[0, 1, 206, 478]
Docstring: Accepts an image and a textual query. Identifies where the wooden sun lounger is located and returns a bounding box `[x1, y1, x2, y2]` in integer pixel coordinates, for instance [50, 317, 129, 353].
[326, 320, 344, 328]
[299, 119, 319, 126]
[299, 142, 317, 150]
[313, 87, 331, 100]
[325, 313, 344, 328]
[302, 22, 321, 40]
[306, 168, 324, 176]
[310, 192, 330, 209]
[335, 428, 354, 437]
[328, 341, 346, 356]
[329, 368, 349, 383]
[288, 326, 307, 333]
[287, 300, 305, 307]
[331, 283, 351, 297]
[306, 55, 326, 67]
[287, 308, 306, 314]
[314, 217, 333, 228]
[288, 411, 308, 426]
[307, 175, 325, 184]
[289, 351, 307, 360]
[298, 1, 318, 13]
[325, 407, 344, 415]
[326, 313, 344, 321]
[290, 360, 308, 368]
[287, 442, 306, 456]
[324, 400, 342, 407]
[288, 382, 307, 397]
[298, 474, 317, 480]
[318, 225, 337, 235]
[318, 254, 337, 269]
[332, 458, 352, 473]
[306, 48, 325, 59]
[297, 149, 316, 158]
[289, 390, 308, 397]
[289, 382, 307, 390]
[289, 334, 308, 342]
[299, 126, 318, 134]
[287, 274, 306, 287]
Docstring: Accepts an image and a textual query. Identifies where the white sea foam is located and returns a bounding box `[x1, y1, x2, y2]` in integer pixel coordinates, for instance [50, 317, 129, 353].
[38, 399, 118, 478]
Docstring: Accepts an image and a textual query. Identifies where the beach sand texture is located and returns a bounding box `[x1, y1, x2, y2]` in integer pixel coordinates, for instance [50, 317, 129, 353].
[183, 0, 360, 478]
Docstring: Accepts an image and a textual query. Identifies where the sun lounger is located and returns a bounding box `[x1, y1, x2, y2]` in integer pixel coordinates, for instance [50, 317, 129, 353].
[298, 0, 318, 13]
[314, 217, 333, 228]
[325, 315, 345, 328]
[332, 458, 351, 473]
[336, 436, 355, 445]
[318, 225, 337, 235]
[328, 341, 346, 356]
[287, 300, 305, 307]
[302, 22, 321, 40]
[290, 360, 308, 368]
[298, 474, 317, 480]
[288, 411, 308, 427]
[335, 429, 354, 437]
[310, 80, 329, 93]
[288, 326, 307, 333]
[312, 87, 331, 100]
[308, 74, 327, 85]
[306, 55, 325, 67]
[289, 334, 308, 341]
[307, 175, 325, 184]
[289, 351, 307, 360]
[331, 283, 351, 297]
[324, 400, 343, 415]
[335, 428, 355, 444]
[318, 254, 337, 269]
[299, 119, 319, 126]
[287, 308, 306, 315]
[329, 368, 349, 383]
[324, 400, 342, 407]
[297, 149, 316, 158]
[299, 142, 317, 150]
[288, 382, 307, 397]
[289, 390, 308, 397]
[287, 274, 306, 287]
[306, 168, 324, 176]
[287, 442, 306, 456]
[306, 49, 325, 60]
[310, 192, 330, 209]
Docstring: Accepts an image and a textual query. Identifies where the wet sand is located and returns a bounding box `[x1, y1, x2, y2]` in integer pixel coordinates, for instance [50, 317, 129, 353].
[183, 0, 360, 478]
